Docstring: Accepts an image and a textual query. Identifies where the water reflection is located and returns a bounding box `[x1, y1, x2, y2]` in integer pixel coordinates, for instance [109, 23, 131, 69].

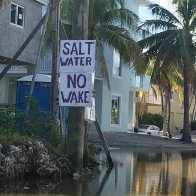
[93, 149, 196, 196]
[1, 149, 196, 196]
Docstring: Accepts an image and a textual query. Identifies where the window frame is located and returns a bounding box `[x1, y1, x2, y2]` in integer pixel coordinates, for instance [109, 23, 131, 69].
[170, 90, 175, 102]
[140, 76, 144, 88]
[10, 2, 24, 28]
[112, 49, 122, 78]
[110, 94, 121, 126]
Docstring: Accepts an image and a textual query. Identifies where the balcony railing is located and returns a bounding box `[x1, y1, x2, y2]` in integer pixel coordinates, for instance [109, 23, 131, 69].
[38, 53, 52, 74]
[0, 65, 27, 73]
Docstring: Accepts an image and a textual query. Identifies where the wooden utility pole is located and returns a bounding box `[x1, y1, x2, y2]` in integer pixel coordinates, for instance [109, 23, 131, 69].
[67, 0, 90, 170]
[50, 0, 60, 128]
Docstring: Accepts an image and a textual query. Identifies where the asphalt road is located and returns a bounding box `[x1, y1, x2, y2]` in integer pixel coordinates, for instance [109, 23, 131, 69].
[88, 131, 196, 150]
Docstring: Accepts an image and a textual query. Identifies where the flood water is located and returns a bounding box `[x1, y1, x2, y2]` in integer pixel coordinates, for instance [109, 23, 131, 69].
[1, 148, 196, 196]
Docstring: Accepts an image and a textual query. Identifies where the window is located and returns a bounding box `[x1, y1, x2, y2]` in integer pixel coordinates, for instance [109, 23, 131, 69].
[10, 2, 24, 27]
[170, 91, 175, 100]
[140, 76, 144, 88]
[111, 95, 120, 125]
[113, 49, 122, 77]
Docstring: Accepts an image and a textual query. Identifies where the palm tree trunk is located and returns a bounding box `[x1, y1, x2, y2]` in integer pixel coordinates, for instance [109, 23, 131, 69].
[163, 91, 168, 136]
[167, 90, 171, 137]
[181, 65, 192, 143]
[67, 107, 85, 170]
[160, 88, 164, 114]
[67, 0, 90, 170]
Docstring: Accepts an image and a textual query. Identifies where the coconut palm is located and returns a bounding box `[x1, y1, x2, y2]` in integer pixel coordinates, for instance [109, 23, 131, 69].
[138, 1, 196, 143]
[60, 0, 144, 168]
[61, 0, 144, 83]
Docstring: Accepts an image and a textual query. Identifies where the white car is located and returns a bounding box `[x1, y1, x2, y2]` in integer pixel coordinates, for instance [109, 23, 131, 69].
[138, 124, 162, 135]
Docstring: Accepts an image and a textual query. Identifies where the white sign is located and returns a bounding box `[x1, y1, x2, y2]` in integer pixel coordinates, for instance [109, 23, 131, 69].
[59, 72, 93, 107]
[60, 40, 96, 73]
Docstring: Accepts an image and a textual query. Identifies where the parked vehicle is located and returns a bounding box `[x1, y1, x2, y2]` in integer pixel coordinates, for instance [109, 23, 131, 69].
[138, 124, 163, 136]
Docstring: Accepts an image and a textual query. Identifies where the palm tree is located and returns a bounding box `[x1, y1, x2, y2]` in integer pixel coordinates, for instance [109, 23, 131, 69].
[60, 0, 144, 168]
[61, 0, 144, 83]
[138, 1, 196, 143]
[144, 63, 173, 136]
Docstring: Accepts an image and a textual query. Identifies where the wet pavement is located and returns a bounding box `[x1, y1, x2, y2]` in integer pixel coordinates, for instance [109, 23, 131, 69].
[88, 130, 196, 150]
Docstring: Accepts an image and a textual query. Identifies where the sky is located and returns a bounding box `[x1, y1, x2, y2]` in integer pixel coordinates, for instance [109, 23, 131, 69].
[151, 0, 172, 9]
[139, 0, 174, 21]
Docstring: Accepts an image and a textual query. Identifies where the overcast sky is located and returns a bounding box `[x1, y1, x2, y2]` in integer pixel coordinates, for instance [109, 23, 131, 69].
[139, 0, 174, 21]
[152, 0, 172, 8]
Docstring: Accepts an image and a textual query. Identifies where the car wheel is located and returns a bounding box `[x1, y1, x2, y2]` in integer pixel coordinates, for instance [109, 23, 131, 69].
[147, 132, 151, 135]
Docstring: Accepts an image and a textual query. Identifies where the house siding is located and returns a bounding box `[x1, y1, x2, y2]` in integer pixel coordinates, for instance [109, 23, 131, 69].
[0, 77, 9, 103]
[0, 0, 42, 65]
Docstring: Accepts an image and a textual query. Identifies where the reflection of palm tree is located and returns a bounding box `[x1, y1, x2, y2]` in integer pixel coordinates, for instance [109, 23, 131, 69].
[181, 152, 190, 196]
[160, 152, 170, 195]
[132, 153, 147, 193]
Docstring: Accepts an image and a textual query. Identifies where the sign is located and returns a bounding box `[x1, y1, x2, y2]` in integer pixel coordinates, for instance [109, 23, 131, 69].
[59, 72, 93, 107]
[60, 40, 96, 73]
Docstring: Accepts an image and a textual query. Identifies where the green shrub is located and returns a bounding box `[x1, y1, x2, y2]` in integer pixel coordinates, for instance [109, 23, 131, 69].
[0, 96, 63, 150]
[88, 144, 102, 157]
[139, 113, 164, 129]
[190, 120, 196, 131]
[14, 96, 50, 139]
[0, 110, 16, 133]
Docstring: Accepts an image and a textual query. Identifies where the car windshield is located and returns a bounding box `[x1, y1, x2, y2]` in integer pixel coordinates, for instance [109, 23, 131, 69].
[139, 125, 149, 129]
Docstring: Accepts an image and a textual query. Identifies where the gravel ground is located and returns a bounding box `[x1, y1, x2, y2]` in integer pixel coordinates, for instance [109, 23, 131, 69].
[88, 131, 196, 150]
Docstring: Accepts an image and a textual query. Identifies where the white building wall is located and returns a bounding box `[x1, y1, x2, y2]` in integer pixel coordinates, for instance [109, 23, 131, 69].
[95, 0, 151, 132]
[0, 77, 9, 103]
[97, 45, 130, 132]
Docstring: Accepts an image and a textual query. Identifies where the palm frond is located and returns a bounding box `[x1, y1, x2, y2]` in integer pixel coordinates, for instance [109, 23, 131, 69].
[149, 4, 182, 25]
[61, 0, 73, 23]
[61, 23, 72, 39]
[152, 54, 180, 84]
[91, 0, 121, 23]
[116, 0, 125, 8]
[139, 20, 178, 31]
[94, 32, 110, 87]
[155, 30, 181, 62]
[190, 16, 196, 30]
[187, 0, 196, 22]
[95, 25, 145, 73]
[143, 43, 162, 62]
[180, 30, 194, 68]
[103, 8, 138, 29]
[175, 0, 196, 25]
[138, 30, 177, 48]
